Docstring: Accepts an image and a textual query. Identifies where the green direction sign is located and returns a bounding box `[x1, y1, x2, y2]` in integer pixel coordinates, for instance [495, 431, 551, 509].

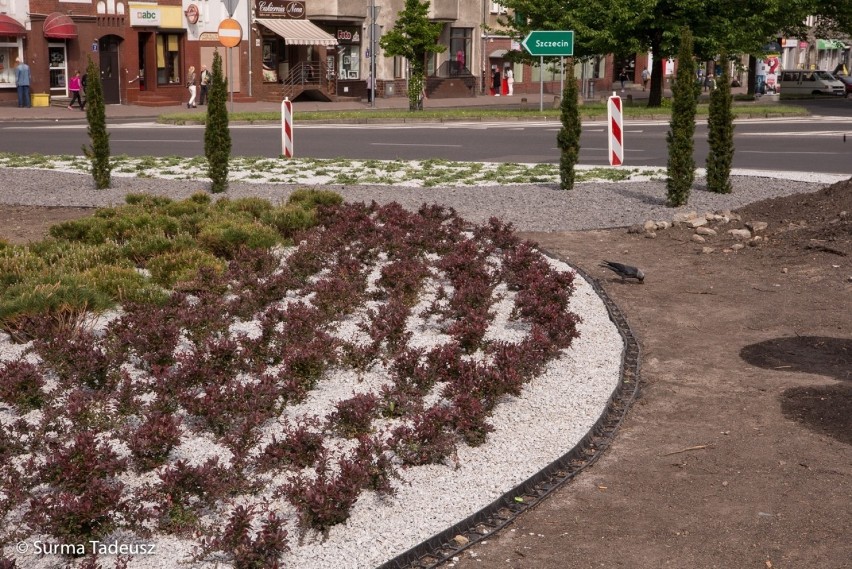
[522, 30, 574, 57]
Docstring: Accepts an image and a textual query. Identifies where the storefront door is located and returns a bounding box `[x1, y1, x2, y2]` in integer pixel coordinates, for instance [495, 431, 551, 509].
[99, 35, 121, 104]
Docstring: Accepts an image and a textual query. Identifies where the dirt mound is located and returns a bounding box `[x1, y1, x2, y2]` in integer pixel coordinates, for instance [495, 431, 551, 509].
[736, 177, 852, 257]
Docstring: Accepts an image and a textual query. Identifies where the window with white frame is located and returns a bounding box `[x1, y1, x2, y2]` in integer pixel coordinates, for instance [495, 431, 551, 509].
[48, 43, 68, 95]
[0, 36, 23, 89]
[490, 2, 507, 14]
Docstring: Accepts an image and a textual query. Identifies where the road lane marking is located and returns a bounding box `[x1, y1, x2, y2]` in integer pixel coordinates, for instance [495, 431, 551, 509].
[371, 143, 463, 147]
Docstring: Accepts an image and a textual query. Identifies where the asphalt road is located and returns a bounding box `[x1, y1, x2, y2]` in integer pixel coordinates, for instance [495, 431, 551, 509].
[2, 116, 852, 174]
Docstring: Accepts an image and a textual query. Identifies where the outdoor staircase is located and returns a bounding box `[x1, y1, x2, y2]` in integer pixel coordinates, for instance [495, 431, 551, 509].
[267, 61, 335, 103]
[50, 96, 73, 108]
[134, 94, 179, 107]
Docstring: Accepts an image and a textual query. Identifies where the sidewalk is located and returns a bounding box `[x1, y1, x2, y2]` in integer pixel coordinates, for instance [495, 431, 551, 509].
[0, 84, 648, 121]
[0, 83, 741, 122]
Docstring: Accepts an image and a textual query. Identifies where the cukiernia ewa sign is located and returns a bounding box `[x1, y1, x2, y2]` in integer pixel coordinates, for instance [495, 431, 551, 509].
[521, 30, 574, 57]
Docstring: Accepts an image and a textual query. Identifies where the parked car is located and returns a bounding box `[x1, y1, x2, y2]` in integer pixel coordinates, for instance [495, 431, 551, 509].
[836, 74, 852, 97]
[779, 70, 846, 97]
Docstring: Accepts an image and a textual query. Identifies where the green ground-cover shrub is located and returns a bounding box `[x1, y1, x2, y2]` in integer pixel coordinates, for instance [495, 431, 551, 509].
[0, 189, 339, 337]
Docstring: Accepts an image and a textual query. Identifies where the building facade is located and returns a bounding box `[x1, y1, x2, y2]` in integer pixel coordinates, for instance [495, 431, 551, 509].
[2, 0, 848, 107]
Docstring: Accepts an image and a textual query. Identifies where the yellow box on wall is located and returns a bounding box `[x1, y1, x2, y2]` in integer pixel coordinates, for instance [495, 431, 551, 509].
[160, 6, 183, 29]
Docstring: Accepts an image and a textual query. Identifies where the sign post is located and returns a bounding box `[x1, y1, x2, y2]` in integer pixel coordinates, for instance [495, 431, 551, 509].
[218, 18, 242, 113]
[521, 30, 574, 111]
[607, 92, 624, 166]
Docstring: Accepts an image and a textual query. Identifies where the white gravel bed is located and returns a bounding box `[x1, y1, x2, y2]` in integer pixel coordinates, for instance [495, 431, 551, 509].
[0, 167, 846, 232]
[0, 258, 621, 569]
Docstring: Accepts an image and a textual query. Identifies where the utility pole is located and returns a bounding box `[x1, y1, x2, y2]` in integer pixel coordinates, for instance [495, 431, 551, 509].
[369, 0, 380, 108]
[247, 0, 252, 97]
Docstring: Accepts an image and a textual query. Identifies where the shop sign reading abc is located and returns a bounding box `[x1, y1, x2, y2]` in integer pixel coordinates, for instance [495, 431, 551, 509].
[256, 0, 306, 19]
[130, 6, 161, 27]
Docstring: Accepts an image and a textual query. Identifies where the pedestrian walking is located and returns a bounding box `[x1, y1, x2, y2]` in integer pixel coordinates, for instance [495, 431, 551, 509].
[506, 67, 514, 96]
[618, 68, 628, 92]
[80, 73, 88, 111]
[198, 65, 210, 105]
[641, 67, 650, 91]
[68, 71, 84, 110]
[186, 66, 197, 108]
[14, 57, 31, 108]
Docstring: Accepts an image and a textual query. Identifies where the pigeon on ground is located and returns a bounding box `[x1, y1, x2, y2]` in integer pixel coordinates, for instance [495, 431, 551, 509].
[600, 260, 645, 283]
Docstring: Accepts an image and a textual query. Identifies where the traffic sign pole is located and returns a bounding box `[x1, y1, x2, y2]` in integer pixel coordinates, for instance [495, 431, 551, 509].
[218, 19, 242, 113]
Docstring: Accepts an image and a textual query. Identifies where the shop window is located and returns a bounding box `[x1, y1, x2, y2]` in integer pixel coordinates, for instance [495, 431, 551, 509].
[531, 61, 564, 82]
[450, 28, 471, 75]
[156, 33, 182, 85]
[0, 40, 22, 88]
[338, 45, 359, 80]
[262, 38, 277, 82]
[393, 56, 405, 79]
[48, 44, 67, 95]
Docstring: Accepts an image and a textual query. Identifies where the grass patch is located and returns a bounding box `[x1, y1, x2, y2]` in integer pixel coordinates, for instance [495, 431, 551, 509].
[155, 101, 808, 125]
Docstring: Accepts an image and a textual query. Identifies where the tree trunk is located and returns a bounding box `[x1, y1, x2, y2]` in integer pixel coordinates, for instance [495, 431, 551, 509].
[647, 34, 664, 107]
[747, 54, 757, 97]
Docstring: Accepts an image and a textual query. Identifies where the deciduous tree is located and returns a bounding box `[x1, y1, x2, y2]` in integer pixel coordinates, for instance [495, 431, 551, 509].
[379, 0, 446, 111]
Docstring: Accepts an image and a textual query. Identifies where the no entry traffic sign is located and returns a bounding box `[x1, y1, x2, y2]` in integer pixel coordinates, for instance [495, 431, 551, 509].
[218, 18, 242, 48]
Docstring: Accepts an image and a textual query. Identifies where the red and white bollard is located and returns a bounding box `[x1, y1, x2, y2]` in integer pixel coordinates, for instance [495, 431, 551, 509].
[281, 97, 293, 158]
[607, 92, 624, 166]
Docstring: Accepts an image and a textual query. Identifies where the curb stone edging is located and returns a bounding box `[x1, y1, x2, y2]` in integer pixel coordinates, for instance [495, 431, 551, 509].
[378, 253, 642, 569]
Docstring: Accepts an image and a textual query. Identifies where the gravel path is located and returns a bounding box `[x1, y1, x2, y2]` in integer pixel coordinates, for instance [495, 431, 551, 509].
[1, 168, 846, 232]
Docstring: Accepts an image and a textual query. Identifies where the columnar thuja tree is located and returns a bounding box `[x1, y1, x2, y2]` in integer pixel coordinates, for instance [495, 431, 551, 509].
[666, 27, 699, 207]
[83, 56, 111, 189]
[706, 53, 734, 194]
[557, 59, 581, 190]
[379, 0, 445, 111]
[205, 50, 231, 193]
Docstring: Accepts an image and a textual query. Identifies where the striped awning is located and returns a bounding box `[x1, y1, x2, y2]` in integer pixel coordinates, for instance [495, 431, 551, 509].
[0, 14, 27, 36]
[255, 18, 337, 46]
[43, 12, 78, 39]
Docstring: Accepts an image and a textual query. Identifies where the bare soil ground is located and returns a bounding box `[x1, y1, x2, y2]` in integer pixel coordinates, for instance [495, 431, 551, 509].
[1, 180, 850, 569]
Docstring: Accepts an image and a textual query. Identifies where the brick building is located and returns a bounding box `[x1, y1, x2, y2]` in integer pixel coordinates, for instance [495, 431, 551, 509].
[5, 1, 843, 107]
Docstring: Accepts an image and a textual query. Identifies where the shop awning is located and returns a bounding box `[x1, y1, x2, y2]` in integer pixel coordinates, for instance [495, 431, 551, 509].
[0, 14, 27, 36]
[817, 39, 847, 50]
[255, 19, 337, 46]
[489, 49, 507, 58]
[43, 12, 78, 40]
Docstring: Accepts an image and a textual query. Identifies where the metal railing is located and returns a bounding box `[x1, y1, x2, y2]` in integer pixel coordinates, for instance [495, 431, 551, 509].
[280, 61, 335, 99]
